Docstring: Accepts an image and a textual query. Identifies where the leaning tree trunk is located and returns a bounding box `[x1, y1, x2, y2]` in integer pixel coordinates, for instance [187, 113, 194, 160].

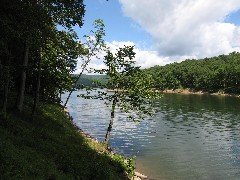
[63, 60, 88, 107]
[104, 99, 116, 147]
[17, 41, 29, 113]
[32, 48, 42, 116]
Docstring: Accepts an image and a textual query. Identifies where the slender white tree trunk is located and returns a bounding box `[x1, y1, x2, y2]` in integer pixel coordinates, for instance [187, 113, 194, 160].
[104, 99, 116, 147]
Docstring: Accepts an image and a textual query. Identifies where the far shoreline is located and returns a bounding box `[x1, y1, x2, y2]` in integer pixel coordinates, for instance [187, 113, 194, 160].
[159, 88, 240, 98]
[107, 88, 240, 98]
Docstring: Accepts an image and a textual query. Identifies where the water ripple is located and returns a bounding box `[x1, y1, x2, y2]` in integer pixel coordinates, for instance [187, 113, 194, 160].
[62, 91, 240, 179]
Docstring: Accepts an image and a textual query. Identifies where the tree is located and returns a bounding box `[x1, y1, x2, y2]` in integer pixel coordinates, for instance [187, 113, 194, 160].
[38, 30, 81, 103]
[64, 19, 106, 107]
[79, 45, 162, 147]
[0, 0, 85, 115]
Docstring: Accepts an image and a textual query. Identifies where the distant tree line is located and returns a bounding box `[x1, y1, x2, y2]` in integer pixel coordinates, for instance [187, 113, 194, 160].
[73, 74, 108, 88]
[0, 0, 85, 117]
[144, 52, 240, 94]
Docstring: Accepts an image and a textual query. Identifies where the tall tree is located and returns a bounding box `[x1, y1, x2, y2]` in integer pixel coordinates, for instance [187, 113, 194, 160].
[80, 45, 161, 147]
[32, 48, 42, 116]
[16, 41, 29, 112]
[64, 19, 106, 107]
[40, 30, 81, 103]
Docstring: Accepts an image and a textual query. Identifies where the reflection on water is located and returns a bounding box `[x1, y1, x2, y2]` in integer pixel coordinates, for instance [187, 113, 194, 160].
[62, 91, 240, 180]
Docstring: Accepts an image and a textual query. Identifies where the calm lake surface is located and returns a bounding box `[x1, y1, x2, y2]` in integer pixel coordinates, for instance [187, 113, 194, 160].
[62, 90, 240, 180]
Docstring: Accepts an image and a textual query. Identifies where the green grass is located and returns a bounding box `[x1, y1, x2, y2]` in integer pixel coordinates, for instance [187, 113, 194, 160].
[0, 100, 131, 179]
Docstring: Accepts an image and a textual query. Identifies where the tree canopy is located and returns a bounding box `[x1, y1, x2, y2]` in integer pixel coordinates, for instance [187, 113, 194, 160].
[0, 0, 85, 116]
[145, 52, 240, 94]
[79, 45, 162, 146]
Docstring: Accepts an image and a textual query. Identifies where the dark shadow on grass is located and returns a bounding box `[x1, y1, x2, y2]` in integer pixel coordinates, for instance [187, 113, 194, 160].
[0, 102, 128, 180]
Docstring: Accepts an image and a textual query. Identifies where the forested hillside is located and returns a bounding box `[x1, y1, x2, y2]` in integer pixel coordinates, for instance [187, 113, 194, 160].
[73, 74, 108, 88]
[145, 52, 240, 94]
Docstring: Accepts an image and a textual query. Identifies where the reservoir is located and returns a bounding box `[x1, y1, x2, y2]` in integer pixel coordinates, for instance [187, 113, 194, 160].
[62, 90, 240, 180]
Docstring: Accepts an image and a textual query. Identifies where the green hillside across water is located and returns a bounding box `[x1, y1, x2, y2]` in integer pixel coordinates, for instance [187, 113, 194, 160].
[144, 52, 240, 94]
[73, 52, 240, 95]
[72, 74, 108, 88]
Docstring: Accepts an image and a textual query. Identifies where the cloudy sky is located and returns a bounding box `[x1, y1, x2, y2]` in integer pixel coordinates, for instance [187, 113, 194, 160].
[75, 0, 240, 73]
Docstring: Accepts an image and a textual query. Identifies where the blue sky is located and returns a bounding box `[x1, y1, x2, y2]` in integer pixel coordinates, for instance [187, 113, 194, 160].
[225, 9, 240, 25]
[76, 0, 152, 48]
[74, 0, 240, 72]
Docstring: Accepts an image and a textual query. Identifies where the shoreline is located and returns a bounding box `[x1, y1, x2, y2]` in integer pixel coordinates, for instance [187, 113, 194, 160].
[160, 88, 240, 97]
[108, 88, 240, 98]
[63, 106, 148, 180]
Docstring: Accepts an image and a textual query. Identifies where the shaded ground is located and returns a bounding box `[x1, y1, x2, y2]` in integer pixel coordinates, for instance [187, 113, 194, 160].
[0, 98, 129, 180]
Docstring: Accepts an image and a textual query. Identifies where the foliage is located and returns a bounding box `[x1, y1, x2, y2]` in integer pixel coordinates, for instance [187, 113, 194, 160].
[112, 155, 135, 178]
[0, 0, 85, 113]
[145, 52, 240, 94]
[64, 19, 107, 107]
[82, 45, 161, 120]
[79, 45, 162, 147]
[80, 19, 106, 67]
[40, 30, 81, 102]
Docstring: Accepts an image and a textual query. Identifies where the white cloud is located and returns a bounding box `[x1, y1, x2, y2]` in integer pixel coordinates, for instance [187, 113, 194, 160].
[119, 0, 240, 59]
[107, 41, 170, 68]
[74, 55, 107, 74]
[75, 40, 181, 73]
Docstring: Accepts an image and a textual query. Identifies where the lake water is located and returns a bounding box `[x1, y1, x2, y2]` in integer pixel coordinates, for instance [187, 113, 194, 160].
[62, 90, 240, 180]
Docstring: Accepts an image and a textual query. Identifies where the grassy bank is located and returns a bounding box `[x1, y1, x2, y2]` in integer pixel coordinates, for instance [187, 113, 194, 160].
[0, 99, 134, 179]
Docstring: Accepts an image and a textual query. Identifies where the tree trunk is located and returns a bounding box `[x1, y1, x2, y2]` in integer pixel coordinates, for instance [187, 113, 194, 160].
[2, 57, 11, 119]
[32, 48, 42, 116]
[17, 41, 29, 113]
[104, 99, 116, 147]
[63, 62, 87, 107]
[2, 78, 10, 119]
[64, 51, 94, 108]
